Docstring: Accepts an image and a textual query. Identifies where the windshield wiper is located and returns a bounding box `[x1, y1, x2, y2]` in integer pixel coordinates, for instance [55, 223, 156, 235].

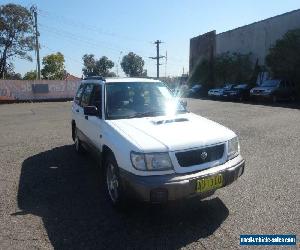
[130, 110, 165, 118]
[129, 109, 187, 118]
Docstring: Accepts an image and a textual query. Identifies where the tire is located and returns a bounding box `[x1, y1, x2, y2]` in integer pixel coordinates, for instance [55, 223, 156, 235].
[105, 154, 125, 208]
[290, 95, 296, 102]
[74, 127, 85, 153]
[272, 95, 277, 103]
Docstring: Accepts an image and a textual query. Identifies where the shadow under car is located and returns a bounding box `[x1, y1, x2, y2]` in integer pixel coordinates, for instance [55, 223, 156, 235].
[15, 145, 229, 249]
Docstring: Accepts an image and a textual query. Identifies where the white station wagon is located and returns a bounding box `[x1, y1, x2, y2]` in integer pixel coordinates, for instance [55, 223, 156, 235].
[71, 77, 245, 206]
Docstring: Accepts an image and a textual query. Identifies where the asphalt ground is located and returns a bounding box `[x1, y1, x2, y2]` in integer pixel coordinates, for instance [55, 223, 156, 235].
[0, 99, 299, 249]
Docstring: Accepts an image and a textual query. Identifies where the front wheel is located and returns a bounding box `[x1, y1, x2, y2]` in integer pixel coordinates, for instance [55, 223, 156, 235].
[74, 128, 84, 153]
[105, 155, 125, 208]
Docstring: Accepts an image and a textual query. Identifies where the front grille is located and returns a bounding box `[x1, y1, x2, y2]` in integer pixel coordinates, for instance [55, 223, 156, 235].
[254, 90, 264, 93]
[175, 144, 225, 167]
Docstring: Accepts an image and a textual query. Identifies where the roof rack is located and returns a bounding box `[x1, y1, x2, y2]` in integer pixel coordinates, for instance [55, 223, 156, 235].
[83, 76, 106, 81]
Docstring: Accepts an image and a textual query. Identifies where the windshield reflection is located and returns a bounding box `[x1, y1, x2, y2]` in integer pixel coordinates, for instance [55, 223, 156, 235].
[105, 82, 186, 119]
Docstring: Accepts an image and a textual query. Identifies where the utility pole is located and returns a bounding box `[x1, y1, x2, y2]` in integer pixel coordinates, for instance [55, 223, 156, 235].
[165, 51, 167, 78]
[116, 51, 123, 77]
[30, 6, 41, 80]
[149, 40, 165, 78]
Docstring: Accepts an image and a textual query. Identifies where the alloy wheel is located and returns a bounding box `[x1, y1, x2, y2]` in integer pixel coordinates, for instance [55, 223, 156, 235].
[106, 163, 119, 203]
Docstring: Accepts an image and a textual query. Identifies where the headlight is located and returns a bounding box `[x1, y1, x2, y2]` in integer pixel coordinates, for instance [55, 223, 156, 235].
[264, 89, 272, 93]
[130, 152, 173, 171]
[227, 137, 240, 160]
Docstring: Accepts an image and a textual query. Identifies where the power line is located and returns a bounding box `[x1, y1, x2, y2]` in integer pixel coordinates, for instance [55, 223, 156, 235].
[38, 8, 150, 45]
[39, 24, 122, 54]
[38, 9, 187, 65]
[36, 9, 187, 77]
[39, 22, 186, 68]
[41, 45, 83, 66]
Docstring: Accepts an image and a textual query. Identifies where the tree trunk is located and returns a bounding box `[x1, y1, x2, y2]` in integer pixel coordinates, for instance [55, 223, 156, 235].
[0, 47, 8, 79]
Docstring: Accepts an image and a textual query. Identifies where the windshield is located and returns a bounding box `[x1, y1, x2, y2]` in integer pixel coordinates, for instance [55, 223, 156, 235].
[223, 84, 234, 90]
[234, 84, 248, 89]
[105, 82, 187, 119]
[261, 80, 280, 87]
[192, 85, 201, 90]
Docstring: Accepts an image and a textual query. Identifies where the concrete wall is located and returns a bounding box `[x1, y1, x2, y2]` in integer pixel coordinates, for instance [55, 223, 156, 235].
[0, 80, 80, 102]
[216, 9, 300, 65]
[189, 31, 216, 75]
[189, 9, 300, 73]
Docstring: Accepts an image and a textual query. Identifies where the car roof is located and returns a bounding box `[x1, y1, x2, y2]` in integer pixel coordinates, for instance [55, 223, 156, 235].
[81, 77, 161, 85]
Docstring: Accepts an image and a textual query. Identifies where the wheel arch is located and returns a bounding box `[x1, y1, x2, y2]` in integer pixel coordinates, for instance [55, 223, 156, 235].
[71, 120, 76, 141]
[102, 144, 116, 166]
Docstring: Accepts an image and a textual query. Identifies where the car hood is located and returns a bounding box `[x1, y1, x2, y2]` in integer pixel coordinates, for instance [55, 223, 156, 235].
[107, 113, 235, 152]
[252, 86, 276, 91]
[224, 89, 238, 93]
[210, 88, 223, 92]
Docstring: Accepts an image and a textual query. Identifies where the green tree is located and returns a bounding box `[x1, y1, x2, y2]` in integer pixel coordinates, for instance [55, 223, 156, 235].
[0, 62, 21, 79]
[121, 52, 146, 77]
[215, 52, 253, 84]
[189, 52, 254, 87]
[188, 59, 211, 86]
[106, 72, 116, 77]
[0, 4, 34, 78]
[266, 29, 300, 94]
[23, 70, 37, 80]
[6, 71, 22, 80]
[82, 54, 114, 77]
[41, 52, 65, 80]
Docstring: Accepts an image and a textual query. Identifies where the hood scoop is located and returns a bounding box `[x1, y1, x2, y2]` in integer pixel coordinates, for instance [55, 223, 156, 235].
[151, 118, 189, 125]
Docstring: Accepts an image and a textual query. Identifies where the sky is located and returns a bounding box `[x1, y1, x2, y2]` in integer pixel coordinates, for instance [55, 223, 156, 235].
[2, 0, 300, 78]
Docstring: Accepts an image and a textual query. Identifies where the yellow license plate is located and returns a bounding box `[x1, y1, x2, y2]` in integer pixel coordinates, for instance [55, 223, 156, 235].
[196, 174, 223, 193]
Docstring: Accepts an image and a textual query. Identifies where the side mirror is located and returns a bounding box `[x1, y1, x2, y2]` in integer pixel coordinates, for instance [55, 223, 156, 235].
[180, 99, 187, 109]
[84, 106, 100, 117]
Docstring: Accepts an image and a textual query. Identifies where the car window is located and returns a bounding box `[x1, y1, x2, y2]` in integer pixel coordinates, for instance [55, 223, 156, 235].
[89, 84, 102, 111]
[106, 82, 186, 119]
[223, 84, 234, 90]
[74, 84, 85, 105]
[261, 80, 280, 87]
[81, 84, 94, 107]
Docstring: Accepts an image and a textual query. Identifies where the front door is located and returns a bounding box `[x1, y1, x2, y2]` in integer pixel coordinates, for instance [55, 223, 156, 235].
[79, 83, 94, 142]
[84, 84, 103, 150]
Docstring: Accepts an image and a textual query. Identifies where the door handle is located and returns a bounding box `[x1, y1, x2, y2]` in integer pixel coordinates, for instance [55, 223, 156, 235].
[75, 109, 79, 113]
[85, 115, 88, 120]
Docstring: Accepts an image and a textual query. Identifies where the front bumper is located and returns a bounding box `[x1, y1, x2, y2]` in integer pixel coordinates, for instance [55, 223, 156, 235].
[120, 157, 245, 203]
[250, 93, 272, 99]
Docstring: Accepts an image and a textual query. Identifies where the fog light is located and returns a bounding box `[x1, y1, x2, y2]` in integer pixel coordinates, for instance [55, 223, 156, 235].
[150, 188, 168, 203]
[238, 165, 244, 177]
